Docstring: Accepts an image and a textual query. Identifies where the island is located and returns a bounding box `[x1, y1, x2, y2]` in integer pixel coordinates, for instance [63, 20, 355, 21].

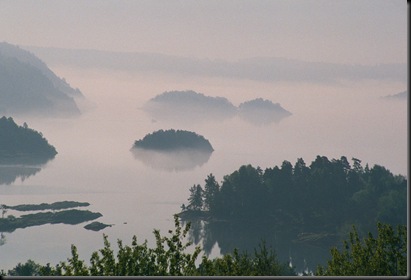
[0, 201, 106, 234]
[132, 129, 214, 153]
[238, 98, 292, 125]
[143, 90, 237, 123]
[0, 116, 57, 165]
[0, 42, 82, 117]
[131, 129, 214, 171]
[84, 221, 112, 231]
[2, 201, 90, 211]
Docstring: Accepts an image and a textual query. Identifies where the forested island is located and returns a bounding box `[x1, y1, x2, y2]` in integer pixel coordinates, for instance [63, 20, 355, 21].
[0, 116, 57, 165]
[132, 129, 214, 153]
[0, 42, 82, 117]
[238, 98, 292, 124]
[143, 90, 292, 125]
[143, 90, 237, 122]
[179, 155, 407, 270]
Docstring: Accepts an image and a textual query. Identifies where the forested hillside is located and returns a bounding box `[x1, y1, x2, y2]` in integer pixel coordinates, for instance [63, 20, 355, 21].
[0, 42, 81, 116]
[0, 116, 57, 164]
[182, 156, 406, 238]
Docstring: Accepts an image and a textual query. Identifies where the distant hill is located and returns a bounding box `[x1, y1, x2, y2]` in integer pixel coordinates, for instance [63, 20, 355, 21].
[143, 90, 237, 122]
[132, 129, 214, 153]
[0, 42, 82, 117]
[238, 98, 292, 125]
[0, 116, 57, 164]
[383, 90, 407, 100]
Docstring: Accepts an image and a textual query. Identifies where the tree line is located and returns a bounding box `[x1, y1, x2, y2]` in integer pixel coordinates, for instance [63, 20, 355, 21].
[182, 155, 406, 237]
[1, 217, 406, 276]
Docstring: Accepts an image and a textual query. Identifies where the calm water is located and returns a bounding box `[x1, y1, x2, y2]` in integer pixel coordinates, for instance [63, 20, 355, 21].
[0, 67, 407, 272]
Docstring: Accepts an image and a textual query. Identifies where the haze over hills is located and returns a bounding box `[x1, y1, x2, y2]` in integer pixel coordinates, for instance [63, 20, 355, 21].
[383, 90, 407, 100]
[0, 42, 82, 117]
[25, 46, 407, 84]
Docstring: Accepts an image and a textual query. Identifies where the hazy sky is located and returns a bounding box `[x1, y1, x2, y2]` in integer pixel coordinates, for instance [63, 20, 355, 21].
[0, 0, 407, 64]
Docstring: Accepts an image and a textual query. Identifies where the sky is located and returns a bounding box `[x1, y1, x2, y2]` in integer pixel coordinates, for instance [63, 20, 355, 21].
[0, 0, 407, 64]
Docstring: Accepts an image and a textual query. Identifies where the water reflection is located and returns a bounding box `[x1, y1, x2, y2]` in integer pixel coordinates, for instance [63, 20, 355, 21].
[0, 158, 53, 185]
[181, 218, 339, 274]
[131, 148, 212, 172]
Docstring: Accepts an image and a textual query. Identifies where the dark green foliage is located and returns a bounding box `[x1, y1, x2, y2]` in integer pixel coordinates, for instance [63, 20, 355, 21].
[181, 156, 407, 237]
[5, 215, 295, 276]
[178, 156, 406, 273]
[0, 116, 57, 164]
[132, 129, 214, 152]
[5, 259, 42, 276]
[187, 184, 203, 211]
[316, 222, 407, 276]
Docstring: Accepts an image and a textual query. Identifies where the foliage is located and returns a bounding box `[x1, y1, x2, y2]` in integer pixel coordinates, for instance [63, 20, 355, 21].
[3, 259, 42, 276]
[182, 156, 407, 236]
[3, 214, 295, 276]
[316, 222, 407, 276]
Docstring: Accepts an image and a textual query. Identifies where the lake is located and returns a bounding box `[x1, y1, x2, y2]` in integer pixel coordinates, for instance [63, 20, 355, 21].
[0, 66, 407, 272]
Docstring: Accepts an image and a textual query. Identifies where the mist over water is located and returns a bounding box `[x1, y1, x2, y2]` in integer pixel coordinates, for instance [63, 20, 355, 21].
[0, 65, 407, 271]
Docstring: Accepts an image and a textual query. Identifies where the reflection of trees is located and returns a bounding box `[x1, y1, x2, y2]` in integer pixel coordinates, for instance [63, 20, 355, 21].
[0, 232, 6, 246]
[0, 165, 42, 185]
[183, 217, 335, 273]
[131, 148, 212, 172]
[0, 157, 54, 185]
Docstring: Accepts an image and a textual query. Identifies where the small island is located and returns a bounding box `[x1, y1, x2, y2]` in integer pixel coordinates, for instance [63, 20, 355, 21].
[0, 201, 105, 233]
[132, 129, 214, 153]
[238, 98, 292, 125]
[0, 116, 57, 165]
[84, 221, 112, 231]
[143, 90, 237, 122]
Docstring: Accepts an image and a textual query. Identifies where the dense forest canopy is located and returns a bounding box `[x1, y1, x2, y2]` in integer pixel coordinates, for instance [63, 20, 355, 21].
[0, 116, 57, 164]
[132, 129, 214, 153]
[182, 155, 407, 238]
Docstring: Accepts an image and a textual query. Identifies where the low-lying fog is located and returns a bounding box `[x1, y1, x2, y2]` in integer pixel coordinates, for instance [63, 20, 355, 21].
[0, 63, 407, 271]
